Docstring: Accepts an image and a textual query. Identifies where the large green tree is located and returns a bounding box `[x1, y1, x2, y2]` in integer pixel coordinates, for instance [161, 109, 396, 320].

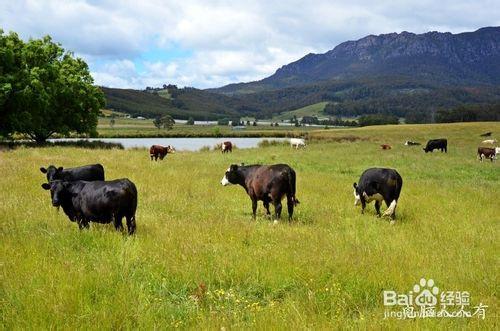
[0, 30, 104, 142]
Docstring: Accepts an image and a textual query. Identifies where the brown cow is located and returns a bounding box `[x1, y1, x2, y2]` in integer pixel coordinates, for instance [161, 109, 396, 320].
[477, 147, 496, 162]
[220, 164, 299, 221]
[150, 145, 175, 161]
[221, 141, 232, 153]
[381, 144, 392, 150]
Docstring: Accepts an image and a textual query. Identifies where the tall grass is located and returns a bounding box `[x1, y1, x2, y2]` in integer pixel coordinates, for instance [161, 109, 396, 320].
[0, 122, 498, 329]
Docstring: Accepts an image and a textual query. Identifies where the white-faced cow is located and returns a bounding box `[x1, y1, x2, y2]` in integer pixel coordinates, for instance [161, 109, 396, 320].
[404, 140, 421, 146]
[221, 141, 232, 153]
[353, 168, 403, 223]
[42, 179, 137, 234]
[477, 147, 496, 162]
[40, 164, 104, 182]
[220, 164, 299, 221]
[150, 145, 175, 161]
[423, 139, 447, 153]
[290, 138, 306, 149]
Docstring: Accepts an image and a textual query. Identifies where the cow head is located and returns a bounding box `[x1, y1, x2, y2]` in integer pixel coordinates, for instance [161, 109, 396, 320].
[353, 183, 361, 206]
[41, 180, 71, 207]
[423, 147, 429, 153]
[167, 145, 176, 153]
[40, 165, 64, 182]
[221, 164, 240, 186]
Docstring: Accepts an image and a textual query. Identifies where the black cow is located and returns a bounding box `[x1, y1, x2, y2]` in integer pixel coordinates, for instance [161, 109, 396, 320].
[42, 179, 137, 234]
[423, 139, 447, 153]
[353, 168, 403, 222]
[220, 164, 299, 221]
[40, 164, 105, 182]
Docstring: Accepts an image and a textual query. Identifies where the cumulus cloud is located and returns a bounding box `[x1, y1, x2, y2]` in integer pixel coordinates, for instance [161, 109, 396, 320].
[1, 0, 499, 88]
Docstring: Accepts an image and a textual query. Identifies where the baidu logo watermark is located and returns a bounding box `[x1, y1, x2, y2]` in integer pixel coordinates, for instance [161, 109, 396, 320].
[383, 278, 488, 319]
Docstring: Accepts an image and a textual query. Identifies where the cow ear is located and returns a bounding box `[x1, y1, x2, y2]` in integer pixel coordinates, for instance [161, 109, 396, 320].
[40, 167, 47, 173]
[230, 164, 238, 171]
[57, 167, 63, 172]
[353, 182, 357, 189]
[41, 183, 51, 190]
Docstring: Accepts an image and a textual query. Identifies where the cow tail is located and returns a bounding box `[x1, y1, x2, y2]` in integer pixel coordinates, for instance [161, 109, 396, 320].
[289, 169, 299, 206]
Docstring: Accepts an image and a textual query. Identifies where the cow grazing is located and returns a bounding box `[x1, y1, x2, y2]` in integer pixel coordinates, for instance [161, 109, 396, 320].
[353, 168, 403, 223]
[42, 179, 137, 234]
[477, 147, 496, 162]
[404, 140, 421, 146]
[423, 139, 447, 153]
[290, 138, 306, 149]
[150, 145, 175, 161]
[480, 132, 492, 137]
[221, 141, 232, 153]
[220, 164, 299, 221]
[381, 144, 392, 150]
[481, 139, 497, 145]
[40, 164, 104, 182]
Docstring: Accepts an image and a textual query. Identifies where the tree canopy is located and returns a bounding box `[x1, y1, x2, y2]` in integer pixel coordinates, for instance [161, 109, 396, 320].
[0, 30, 104, 142]
[153, 114, 175, 130]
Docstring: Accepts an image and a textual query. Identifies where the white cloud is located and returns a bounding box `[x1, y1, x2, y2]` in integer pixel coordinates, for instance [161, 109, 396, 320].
[2, 0, 499, 88]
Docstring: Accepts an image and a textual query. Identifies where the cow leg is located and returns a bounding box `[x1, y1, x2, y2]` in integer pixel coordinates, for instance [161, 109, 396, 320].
[382, 200, 397, 220]
[361, 201, 366, 214]
[251, 199, 257, 220]
[375, 201, 381, 217]
[126, 216, 136, 235]
[113, 215, 124, 232]
[77, 218, 89, 230]
[273, 200, 282, 220]
[150, 154, 153, 161]
[263, 200, 271, 216]
[287, 195, 294, 221]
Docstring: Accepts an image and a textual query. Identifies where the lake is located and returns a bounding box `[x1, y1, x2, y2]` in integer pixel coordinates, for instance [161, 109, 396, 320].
[49, 137, 287, 151]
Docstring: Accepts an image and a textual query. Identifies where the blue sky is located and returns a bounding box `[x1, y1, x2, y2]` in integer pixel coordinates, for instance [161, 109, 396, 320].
[1, 0, 499, 89]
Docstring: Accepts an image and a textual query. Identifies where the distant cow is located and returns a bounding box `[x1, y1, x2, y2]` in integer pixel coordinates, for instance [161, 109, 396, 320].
[40, 164, 104, 182]
[423, 139, 447, 153]
[353, 168, 403, 223]
[221, 141, 232, 153]
[477, 147, 496, 162]
[404, 140, 421, 146]
[42, 179, 137, 234]
[220, 164, 299, 221]
[480, 132, 492, 137]
[481, 139, 497, 145]
[150, 145, 175, 161]
[290, 138, 306, 149]
[381, 144, 391, 150]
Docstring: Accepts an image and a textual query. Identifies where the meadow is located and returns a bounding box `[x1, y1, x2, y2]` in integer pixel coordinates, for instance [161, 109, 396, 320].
[0, 122, 498, 329]
[96, 116, 325, 138]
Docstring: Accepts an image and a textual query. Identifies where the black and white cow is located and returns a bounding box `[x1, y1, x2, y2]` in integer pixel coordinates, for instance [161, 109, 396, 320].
[42, 179, 137, 234]
[353, 168, 403, 223]
[423, 139, 447, 153]
[40, 164, 105, 182]
[220, 164, 299, 221]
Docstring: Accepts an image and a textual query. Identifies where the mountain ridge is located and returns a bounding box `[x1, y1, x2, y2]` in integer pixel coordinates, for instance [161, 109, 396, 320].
[211, 27, 500, 95]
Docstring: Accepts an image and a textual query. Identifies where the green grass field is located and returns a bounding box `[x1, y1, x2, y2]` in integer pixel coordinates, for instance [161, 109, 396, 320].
[1, 122, 498, 329]
[97, 117, 325, 138]
[273, 102, 329, 121]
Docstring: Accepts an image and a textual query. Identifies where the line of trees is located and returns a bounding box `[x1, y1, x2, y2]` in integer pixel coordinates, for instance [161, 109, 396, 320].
[1, 30, 104, 143]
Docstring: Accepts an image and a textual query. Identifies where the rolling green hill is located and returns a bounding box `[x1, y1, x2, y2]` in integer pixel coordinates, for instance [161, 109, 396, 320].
[273, 102, 329, 121]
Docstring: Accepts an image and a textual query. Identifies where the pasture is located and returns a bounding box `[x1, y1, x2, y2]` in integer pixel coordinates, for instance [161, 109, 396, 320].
[97, 116, 324, 138]
[0, 122, 498, 329]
